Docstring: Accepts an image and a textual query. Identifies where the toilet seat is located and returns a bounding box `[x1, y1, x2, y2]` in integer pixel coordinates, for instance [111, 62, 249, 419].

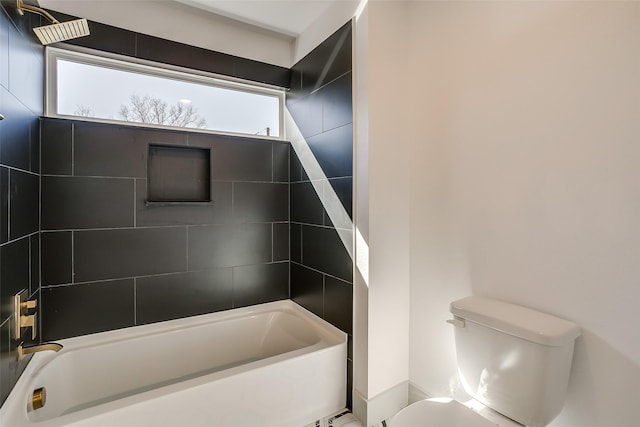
[389, 399, 499, 427]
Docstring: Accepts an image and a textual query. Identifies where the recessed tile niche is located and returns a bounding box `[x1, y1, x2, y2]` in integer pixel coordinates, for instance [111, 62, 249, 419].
[147, 144, 212, 204]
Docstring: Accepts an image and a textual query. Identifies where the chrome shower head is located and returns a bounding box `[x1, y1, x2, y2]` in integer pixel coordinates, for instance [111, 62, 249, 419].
[33, 18, 90, 45]
[16, 0, 90, 45]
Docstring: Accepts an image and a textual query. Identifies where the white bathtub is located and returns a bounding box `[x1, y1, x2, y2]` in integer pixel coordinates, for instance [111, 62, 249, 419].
[1, 300, 347, 427]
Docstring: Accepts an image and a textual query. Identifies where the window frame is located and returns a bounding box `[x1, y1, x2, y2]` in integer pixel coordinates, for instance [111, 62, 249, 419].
[45, 46, 285, 140]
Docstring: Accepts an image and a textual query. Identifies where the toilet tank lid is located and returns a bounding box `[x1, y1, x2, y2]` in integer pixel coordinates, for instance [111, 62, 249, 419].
[450, 296, 580, 346]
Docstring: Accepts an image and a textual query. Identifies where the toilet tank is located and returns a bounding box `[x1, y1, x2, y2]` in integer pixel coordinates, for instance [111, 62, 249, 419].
[449, 297, 580, 427]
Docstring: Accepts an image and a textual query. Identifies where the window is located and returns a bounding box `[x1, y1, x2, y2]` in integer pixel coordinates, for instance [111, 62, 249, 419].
[46, 47, 284, 138]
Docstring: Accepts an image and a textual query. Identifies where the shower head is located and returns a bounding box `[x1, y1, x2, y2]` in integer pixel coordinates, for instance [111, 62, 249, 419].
[16, 0, 90, 45]
[33, 18, 90, 45]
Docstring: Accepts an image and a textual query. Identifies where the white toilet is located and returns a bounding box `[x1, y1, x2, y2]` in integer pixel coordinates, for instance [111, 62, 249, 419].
[391, 296, 580, 427]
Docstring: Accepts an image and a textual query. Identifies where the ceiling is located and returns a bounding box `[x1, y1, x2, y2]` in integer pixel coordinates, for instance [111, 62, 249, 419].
[174, 0, 338, 37]
[37, 0, 338, 38]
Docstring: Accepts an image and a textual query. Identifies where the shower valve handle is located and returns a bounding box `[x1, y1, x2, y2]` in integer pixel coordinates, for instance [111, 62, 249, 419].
[20, 313, 37, 340]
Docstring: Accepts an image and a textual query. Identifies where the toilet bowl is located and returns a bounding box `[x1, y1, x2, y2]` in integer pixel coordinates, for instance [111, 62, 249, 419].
[390, 398, 522, 427]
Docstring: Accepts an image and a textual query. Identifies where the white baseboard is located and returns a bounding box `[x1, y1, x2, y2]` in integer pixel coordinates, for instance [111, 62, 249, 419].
[353, 381, 409, 426]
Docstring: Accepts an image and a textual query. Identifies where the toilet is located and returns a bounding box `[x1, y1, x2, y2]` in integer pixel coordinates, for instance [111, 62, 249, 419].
[391, 296, 580, 427]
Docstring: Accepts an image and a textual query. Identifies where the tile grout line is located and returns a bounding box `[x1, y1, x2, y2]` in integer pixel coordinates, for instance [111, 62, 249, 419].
[133, 178, 137, 227]
[133, 277, 137, 325]
[71, 230, 74, 284]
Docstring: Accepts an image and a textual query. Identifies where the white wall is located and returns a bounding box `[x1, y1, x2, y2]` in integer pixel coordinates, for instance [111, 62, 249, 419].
[407, 2, 640, 426]
[292, 0, 359, 64]
[352, 2, 412, 424]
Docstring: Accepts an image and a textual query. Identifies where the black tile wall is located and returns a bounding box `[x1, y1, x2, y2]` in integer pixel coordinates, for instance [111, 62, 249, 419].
[324, 276, 353, 334]
[287, 21, 354, 408]
[233, 182, 288, 223]
[40, 119, 72, 175]
[291, 22, 352, 96]
[302, 226, 353, 283]
[136, 269, 233, 324]
[232, 262, 289, 308]
[73, 122, 149, 178]
[41, 279, 135, 341]
[0, 168, 7, 244]
[41, 176, 134, 230]
[190, 134, 274, 182]
[306, 123, 353, 179]
[47, 11, 290, 88]
[273, 142, 290, 183]
[39, 118, 290, 343]
[0, 236, 30, 321]
[291, 263, 324, 318]
[291, 181, 324, 225]
[8, 170, 38, 239]
[0, 3, 43, 407]
[272, 223, 290, 262]
[187, 223, 272, 270]
[41, 232, 72, 286]
[327, 177, 353, 221]
[136, 180, 233, 227]
[74, 227, 188, 283]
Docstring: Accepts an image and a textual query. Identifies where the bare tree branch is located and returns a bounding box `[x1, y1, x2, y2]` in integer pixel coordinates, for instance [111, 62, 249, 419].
[118, 94, 206, 129]
[74, 105, 93, 117]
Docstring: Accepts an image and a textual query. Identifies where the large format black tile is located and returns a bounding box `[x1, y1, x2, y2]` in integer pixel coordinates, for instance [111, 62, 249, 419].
[30, 233, 39, 295]
[0, 312, 31, 407]
[272, 142, 289, 183]
[0, 9, 8, 89]
[233, 56, 290, 88]
[286, 91, 323, 140]
[291, 181, 324, 226]
[233, 262, 289, 308]
[289, 149, 304, 183]
[273, 223, 289, 262]
[0, 87, 32, 170]
[42, 176, 134, 230]
[324, 276, 353, 334]
[0, 167, 7, 244]
[28, 117, 38, 173]
[187, 223, 272, 270]
[6, 17, 43, 115]
[136, 269, 233, 324]
[73, 123, 143, 178]
[291, 263, 324, 318]
[134, 128, 189, 147]
[8, 169, 38, 239]
[41, 231, 72, 286]
[137, 34, 234, 78]
[307, 123, 353, 179]
[290, 223, 301, 264]
[41, 279, 135, 341]
[302, 225, 352, 282]
[322, 72, 353, 132]
[233, 182, 288, 223]
[297, 21, 351, 94]
[1, 318, 13, 406]
[49, 11, 136, 57]
[327, 177, 353, 221]
[189, 134, 273, 182]
[136, 180, 232, 227]
[74, 227, 187, 282]
[0, 237, 29, 322]
[40, 118, 73, 175]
